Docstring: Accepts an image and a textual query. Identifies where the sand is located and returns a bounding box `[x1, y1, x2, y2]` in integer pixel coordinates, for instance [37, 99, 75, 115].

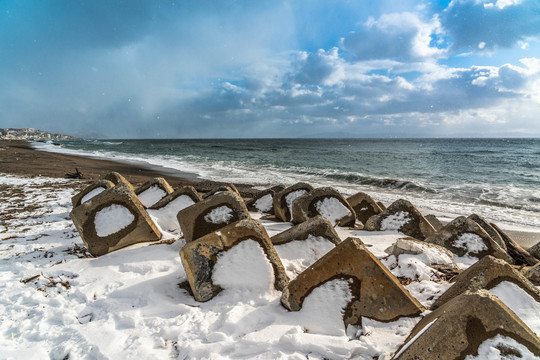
[0, 140, 258, 197]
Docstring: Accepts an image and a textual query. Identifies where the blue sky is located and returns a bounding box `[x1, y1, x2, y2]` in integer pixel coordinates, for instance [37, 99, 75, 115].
[1, 0, 539, 138]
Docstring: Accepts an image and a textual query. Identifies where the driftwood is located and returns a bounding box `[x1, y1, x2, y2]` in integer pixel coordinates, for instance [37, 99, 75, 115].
[491, 223, 539, 266]
[65, 168, 84, 179]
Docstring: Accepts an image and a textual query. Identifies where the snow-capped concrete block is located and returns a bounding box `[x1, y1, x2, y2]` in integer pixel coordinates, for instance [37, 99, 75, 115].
[70, 185, 162, 256]
[71, 180, 115, 208]
[134, 177, 174, 208]
[271, 215, 341, 246]
[433, 255, 540, 309]
[147, 186, 202, 233]
[281, 237, 424, 327]
[273, 182, 314, 222]
[346, 192, 383, 225]
[291, 187, 356, 227]
[103, 171, 135, 191]
[364, 199, 436, 240]
[384, 237, 458, 269]
[179, 219, 289, 302]
[425, 216, 511, 263]
[246, 185, 285, 215]
[392, 290, 540, 359]
[202, 184, 240, 199]
[177, 191, 250, 243]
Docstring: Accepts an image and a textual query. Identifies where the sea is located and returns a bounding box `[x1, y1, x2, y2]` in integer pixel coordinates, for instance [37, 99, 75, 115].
[33, 138, 540, 230]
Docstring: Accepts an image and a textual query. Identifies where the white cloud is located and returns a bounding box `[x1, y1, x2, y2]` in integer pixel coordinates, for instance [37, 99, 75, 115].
[341, 12, 445, 61]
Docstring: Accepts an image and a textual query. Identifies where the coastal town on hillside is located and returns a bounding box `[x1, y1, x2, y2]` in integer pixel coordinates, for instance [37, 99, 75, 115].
[0, 128, 75, 141]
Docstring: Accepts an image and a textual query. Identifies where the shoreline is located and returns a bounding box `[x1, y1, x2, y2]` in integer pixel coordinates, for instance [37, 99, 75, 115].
[0, 140, 259, 197]
[1, 140, 538, 248]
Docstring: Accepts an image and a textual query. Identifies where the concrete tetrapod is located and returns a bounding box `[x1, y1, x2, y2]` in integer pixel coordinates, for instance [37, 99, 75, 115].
[281, 237, 424, 327]
[179, 219, 289, 302]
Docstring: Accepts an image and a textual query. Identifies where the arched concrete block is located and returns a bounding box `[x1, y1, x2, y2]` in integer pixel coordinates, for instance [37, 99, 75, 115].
[70, 185, 161, 256]
[346, 192, 383, 225]
[281, 237, 424, 326]
[273, 182, 314, 222]
[393, 290, 540, 359]
[177, 191, 250, 243]
[71, 180, 115, 208]
[364, 199, 436, 240]
[291, 187, 356, 226]
[179, 219, 289, 302]
[135, 177, 174, 208]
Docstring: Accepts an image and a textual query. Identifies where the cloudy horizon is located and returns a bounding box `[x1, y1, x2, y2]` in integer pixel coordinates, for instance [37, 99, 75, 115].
[1, 0, 539, 139]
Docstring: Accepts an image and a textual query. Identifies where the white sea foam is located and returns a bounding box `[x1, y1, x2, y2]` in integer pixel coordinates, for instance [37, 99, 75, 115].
[31, 140, 540, 230]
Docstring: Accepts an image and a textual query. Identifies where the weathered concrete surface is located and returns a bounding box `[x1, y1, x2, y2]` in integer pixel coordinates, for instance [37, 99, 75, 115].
[103, 172, 135, 191]
[425, 216, 512, 263]
[271, 215, 341, 246]
[522, 262, 540, 286]
[468, 214, 507, 251]
[432, 255, 540, 309]
[70, 185, 161, 256]
[393, 290, 540, 359]
[134, 177, 174, 207]
[291, 187, 356, 227]
[529, 241, 540, 261]
[273, 182, 314, 222]
[281, 237, 424, 326]
[491, 222, 539, 266]
[71, 180, 115, 208]
[346, 192, 383, 225]
[202, 184, 240, 199]
[424, 215, 443, 232]
[179, 219, 289, 302]
[177, 191, 250, 243]
[364, 199, 436, 240]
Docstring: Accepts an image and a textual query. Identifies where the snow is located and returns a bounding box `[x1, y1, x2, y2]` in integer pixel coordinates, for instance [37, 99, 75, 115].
[299, 278, 353, 336]
[285, 189, 308, 220]
[453, 233, 489, 268]
[253, 194, 273, 213]
[381, 211, 410, 231]
[80, 187, 105, 204]
[274, 235, 336, 279]
[137, 185, 167, 207]
[464, 334, 539, 360]
[1, 173, 535, 360]
[490, 281, 540, 335]
[94, 204, 135, 237]
[314, 197, 352, 226]
[212, 239, 275, 292]
[204, 205, 234, 224]
[147, 195, 195, 232]
[453, 233, 487, 254]
[394, 318, 437, 359]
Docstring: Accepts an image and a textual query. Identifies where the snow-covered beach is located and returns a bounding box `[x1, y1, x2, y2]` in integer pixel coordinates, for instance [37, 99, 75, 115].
[1, 141, 539, 359]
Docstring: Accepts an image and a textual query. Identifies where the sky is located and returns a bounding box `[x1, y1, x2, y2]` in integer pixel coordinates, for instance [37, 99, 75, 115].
[1, 0, 539, 138]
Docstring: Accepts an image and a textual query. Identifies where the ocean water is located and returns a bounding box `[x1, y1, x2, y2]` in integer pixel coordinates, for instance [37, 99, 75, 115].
[34, 138, 540, 229]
